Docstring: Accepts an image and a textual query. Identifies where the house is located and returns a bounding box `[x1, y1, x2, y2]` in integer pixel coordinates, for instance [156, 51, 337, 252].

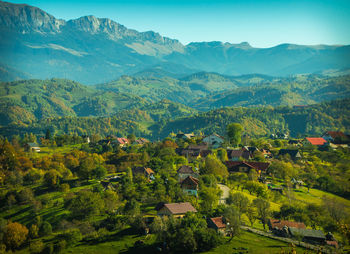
[288, 140, 300, 145]
[100, 181, 117, 191]
[291, 178, 304, 189]
[133, 138, 149, 145]
[227, 149, 252, 161]
[303, 137, 327, 146]
[113, 138, 129, 147]
[242, 146, 259, 154]
[25, 143, 40, 152]
[268, 219, 306, 237]
[176, 133, 195, 140]
[202, 134, 224, 148]
[268, 219, 306, 231]
[157, 202, 197, 218]
[132, 167, 155, 180]
[322, 131, 348, 144]
[181, 176, 199, 196]
[225, 161, 270, 175]
[288, 227, 326, 245]
[207, 217, 227, 233]
[81, 135, 90, 143]
[175, 148, 211, 162]
[177, 165, 198, 181]
[278, 149, 302, 160]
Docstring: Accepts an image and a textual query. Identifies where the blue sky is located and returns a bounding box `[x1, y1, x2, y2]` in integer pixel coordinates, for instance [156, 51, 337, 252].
[6, 0, 350, 47]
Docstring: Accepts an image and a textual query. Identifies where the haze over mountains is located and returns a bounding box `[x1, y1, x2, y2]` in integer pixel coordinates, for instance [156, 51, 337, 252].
[1, 1, 350, 84]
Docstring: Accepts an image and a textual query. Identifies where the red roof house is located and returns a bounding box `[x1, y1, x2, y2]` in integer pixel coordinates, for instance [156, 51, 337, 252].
[303, 137, 327, 146]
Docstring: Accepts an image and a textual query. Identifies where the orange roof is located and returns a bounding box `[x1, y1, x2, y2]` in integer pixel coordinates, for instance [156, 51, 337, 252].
[269, 219, 306, 230]
[305, 137, 327, 146]
[210, 217, 226, 229]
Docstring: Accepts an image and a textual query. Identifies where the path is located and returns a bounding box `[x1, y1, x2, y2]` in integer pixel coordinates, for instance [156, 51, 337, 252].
[218, 183, 230, 204]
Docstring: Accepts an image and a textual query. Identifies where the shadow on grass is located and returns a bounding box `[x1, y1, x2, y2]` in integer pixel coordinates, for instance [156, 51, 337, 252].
[82, 228, 138, 246]
[4, 206, 31, 220]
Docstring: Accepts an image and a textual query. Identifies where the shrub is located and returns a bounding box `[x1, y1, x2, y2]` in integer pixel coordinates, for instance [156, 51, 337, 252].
[40, 221, 52, 237]
[59, 183, 70, 193]
[29, 240, 44, 254]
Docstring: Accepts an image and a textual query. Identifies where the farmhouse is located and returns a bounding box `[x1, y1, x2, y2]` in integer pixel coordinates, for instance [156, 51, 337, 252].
[24, 143, 40, 152]
[303, 137, 327, 146]
[202, 133, 224, 148]
[207, 217, 227, 233]
[288, 228, 326, 245]
[157, 202, 197, 218]
[278, 149, 302, 160]
[132, 166, 155, 180]
[177, 165, 198, 181]
[322, 131, 348, 144]
[227, 149, 252, 161]
[180, 176, 199, 196]
[225, 161, 270, 175]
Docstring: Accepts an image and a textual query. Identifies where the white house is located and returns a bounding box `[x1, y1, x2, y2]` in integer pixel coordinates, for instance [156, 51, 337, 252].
[203, 134, 224, 148]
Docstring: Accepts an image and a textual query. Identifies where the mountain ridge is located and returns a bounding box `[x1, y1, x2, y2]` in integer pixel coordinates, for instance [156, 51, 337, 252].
[0, 1, 349, 84]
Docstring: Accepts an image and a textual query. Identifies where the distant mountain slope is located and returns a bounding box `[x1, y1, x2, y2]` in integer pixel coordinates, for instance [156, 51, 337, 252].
[0, 1, 349, 83]
[0, 78, 148, 125]
[190, 75, 350, 110]
[155, 98, 350, 138]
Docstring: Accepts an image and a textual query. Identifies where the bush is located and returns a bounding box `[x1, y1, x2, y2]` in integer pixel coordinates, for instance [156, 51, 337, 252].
[42, 243, 54, 254]
[29, 240, 44, 254]
[59, 183, 70, 193]
[54, 240, 66, 253]
[60, 228, 82, 246]
[40, 221, 52, 237]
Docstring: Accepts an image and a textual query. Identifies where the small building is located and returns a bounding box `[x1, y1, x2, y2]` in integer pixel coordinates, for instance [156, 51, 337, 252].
[81, 135, 90, 143]
[202, 134, 224, 148]
[25, 143, 40, 152]
[133, 138, 149, 145]
[227, 149, 252, 161]
[322, 131, 348, 144]
[288, 227, 326, 245]
[225, 161, 270, 175]
[175, 148, 211, 162]
[288, 140, 300, 145]
[268, 219, 306, 237]
[303, 137, 327, 146]
[268, 219, 306, 231]
[278, 149, 302, 160]
[157, 202, 197, 218]
[114, 137, 129, 147]
[181, 176, 199, 196]
[177, 165, 198, 181]
[132, 166, 155, 180]
[207, 217, 227, 233]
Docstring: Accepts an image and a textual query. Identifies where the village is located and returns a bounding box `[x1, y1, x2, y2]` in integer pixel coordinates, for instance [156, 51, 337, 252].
[2, 128, 349, 253]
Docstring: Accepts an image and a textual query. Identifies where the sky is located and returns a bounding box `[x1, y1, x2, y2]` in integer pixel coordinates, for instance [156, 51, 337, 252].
[5, 0, 350, 48]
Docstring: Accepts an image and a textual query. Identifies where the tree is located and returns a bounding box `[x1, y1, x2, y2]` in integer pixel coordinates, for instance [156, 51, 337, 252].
[45, 129, 51, 140]
[246, 205, 257, 227]
[226, 123, 243, 147]
[4, 222, 28, 250]
[44, 170, 61, 188]
[39, 221, 52, 237]
[199, 187, 220, 214]
[201, 154, 228, 177]
[66, 190, 104, 220]
[223, 206, 241, 241]
[226, 192, 249, 219]
[253, 198, 270, 230]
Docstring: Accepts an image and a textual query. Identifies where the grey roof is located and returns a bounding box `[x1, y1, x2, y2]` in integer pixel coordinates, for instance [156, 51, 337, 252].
[177, 165, 194, 174]
[289, 228, 325, 239]
[27, 143, 39, 147]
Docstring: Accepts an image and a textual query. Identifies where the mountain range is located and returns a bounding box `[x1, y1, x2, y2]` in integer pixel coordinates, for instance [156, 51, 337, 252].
[1, 1, 350, 84]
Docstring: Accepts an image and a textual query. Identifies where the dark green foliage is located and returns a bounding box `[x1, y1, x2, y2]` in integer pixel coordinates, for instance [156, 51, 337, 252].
[39, 222, 52, 237]
[65, 190, 104, 220]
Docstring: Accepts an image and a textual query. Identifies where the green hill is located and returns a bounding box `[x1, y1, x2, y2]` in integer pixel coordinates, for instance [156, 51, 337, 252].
[0, 78, 148, 125]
